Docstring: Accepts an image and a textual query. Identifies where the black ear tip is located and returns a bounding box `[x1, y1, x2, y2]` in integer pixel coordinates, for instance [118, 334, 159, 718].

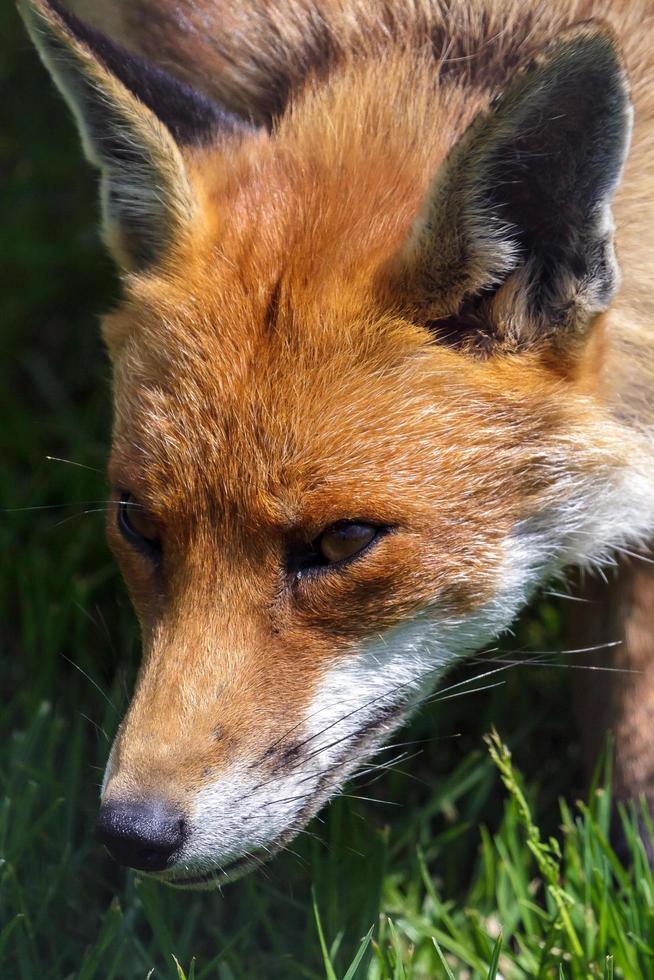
[23, 0, 249, 147]
[29, 0, 111, 51]
[18, 0, 66, 28]
[41, 0, 65, 16]
[550, 20, 629, 82]
[18, 0, 94, 52]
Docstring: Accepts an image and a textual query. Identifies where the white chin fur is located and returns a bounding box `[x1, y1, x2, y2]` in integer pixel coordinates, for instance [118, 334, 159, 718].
[160, 574, 541, 886]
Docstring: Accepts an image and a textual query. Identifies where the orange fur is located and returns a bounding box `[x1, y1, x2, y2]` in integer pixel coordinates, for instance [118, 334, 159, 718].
[20, 0, 654, 882]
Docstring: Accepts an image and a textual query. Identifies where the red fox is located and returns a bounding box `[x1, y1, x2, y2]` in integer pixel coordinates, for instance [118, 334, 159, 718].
[20, 0, 654, 888]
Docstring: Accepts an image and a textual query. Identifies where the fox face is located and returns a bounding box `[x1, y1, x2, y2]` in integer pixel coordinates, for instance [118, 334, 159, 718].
[22, 0, 649, 887]
[103, 271, 575, 885]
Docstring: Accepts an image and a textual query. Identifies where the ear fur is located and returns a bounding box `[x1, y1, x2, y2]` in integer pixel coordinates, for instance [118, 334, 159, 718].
[19, 0, 247, 269]
[395, 23, 633, 353]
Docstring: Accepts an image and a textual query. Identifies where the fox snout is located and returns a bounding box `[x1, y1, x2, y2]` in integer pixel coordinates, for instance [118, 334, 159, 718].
[98, 618, 431, 887]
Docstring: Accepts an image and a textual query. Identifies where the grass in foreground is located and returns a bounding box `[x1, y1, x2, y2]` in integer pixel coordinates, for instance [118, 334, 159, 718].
[3, 3, 654, 977]
[314, 732, 654, 980]
[4, 702, 654, 979]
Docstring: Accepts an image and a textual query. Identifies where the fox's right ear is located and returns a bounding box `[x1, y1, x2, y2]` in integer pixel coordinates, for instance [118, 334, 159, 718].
[19, 0, 248, 270]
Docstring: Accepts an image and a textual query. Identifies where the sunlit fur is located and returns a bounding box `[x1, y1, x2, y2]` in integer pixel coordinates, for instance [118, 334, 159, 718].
[22, 0, 654, 886]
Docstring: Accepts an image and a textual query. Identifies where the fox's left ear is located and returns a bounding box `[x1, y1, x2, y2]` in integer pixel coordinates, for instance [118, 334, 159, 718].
[392, 23, 633, 353]
[19, 0, 248, 270]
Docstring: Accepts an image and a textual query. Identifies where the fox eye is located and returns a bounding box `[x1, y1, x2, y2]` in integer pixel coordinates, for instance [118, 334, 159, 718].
[117, 492, 160, 556]
[318, 522, 378, 565]
[289, 521, 384, 578]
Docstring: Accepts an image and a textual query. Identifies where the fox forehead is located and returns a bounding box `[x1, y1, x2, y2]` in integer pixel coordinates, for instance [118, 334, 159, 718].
[105, 269, 562, 526]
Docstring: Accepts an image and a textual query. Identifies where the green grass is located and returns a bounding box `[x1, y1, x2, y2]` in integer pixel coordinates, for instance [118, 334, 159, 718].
[3, 4, 654, 977]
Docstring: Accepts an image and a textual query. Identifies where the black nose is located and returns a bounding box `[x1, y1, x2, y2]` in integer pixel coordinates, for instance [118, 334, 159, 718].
[96, 798, 187, 871]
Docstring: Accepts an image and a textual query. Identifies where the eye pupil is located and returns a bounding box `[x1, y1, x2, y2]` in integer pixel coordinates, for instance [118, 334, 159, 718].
[319, 523, 377, 564]
[118, 492, 160, 553]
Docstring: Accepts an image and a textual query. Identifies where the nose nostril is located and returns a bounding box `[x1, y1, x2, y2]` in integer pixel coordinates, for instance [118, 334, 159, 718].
[136, 846, 169, 869]
[96, 798, 188, 872]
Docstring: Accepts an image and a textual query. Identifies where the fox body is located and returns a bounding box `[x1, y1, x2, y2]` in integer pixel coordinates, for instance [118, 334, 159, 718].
[20, 0, 654, 887]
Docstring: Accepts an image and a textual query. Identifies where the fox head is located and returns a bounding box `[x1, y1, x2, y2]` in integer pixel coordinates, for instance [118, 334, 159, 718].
[21, 0, 640, 887]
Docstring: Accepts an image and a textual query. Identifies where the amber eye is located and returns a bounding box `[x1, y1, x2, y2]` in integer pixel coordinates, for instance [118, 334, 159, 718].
[117, 492, 160, 557]
[318, 522, 379, 565]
